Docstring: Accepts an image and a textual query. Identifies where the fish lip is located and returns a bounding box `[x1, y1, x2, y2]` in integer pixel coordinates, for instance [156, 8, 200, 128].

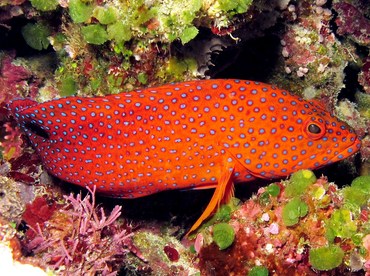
[325, 136, 361, 164]
[291, 136, 361, 172]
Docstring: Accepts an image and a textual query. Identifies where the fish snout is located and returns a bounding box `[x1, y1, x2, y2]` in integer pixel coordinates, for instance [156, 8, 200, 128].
[333, 132, 361, 163]
[7, 99, 38, 117]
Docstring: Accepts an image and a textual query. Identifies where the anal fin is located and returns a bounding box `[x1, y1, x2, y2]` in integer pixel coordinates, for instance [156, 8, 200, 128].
[186, 165, 235, 236]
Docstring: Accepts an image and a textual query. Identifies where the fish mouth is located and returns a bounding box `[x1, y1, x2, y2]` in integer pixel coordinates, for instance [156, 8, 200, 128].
[319, 136, 361, 166]
[290, 136, 361, 173]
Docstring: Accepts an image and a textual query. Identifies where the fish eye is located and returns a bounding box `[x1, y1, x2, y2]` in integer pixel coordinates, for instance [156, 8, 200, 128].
[308, 123, 321, 134]
[303, 119, 325, 140]
[24, 122, 50, 139]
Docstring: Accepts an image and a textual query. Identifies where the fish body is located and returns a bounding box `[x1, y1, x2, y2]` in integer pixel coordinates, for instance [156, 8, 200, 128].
[9, 79, 361, 231]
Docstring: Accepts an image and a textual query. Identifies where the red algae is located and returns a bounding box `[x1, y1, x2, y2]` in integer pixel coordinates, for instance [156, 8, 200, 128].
[359, 57, 370, 95]
[22, 196, 59, 242]
[164, 245, 180, 262]
[333, 2, 370, 46]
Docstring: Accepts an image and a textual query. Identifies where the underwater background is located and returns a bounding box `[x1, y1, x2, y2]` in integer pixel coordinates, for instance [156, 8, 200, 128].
[0, 0, 369, 275]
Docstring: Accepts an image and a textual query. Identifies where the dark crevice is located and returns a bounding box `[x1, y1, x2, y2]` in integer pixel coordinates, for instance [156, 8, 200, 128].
[338, 63, 362, 102]
[210, 34, 281, 81]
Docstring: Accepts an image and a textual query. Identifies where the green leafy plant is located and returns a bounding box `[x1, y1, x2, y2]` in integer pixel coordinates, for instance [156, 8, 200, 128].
[285, 169, 317, 198]
[248, 266, 269, 276]
[107, 21, 132, 43]
[69, 0, 93, 23]
[30, 0, 58, 11]
[21, 23, 50, 50]
[93, 6, 118, 25]
[342, 175, 370, 210]
[212, 223, 235, 250]
[180, 26, 199, 44]
[309, 245, 344, 270]
[60, 76, 77, 96]
[282, 198, 308, 226]
[325, 209, 357, 242]
[351, 175, 370, 194]
[259, 183, 281, 205]
[217, 0, 253, 14]
[81, 24, 108, 45]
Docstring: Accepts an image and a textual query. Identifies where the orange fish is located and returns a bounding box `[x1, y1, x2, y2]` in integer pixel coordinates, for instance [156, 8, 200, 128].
[8, 79, 361, 233]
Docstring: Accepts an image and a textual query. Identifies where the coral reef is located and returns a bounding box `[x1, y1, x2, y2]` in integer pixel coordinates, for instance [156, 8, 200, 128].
[276, 0, 358, 101]
[1, 0, 259, 96]
[333, 2, 370, 46]
[131, 228, 199, 275]
[197, 170, 370, 275]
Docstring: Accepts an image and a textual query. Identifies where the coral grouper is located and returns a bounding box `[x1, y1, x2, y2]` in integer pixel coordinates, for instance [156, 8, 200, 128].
[8, 79, 361, 233]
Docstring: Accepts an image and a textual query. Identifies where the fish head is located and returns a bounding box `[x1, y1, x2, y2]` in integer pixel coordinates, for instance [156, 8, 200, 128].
[230, 92, 361, 179]
[287, 101, 361, 170]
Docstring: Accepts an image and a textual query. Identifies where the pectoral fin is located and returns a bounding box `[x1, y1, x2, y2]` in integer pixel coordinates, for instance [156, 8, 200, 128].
[186, 165, 235, 236]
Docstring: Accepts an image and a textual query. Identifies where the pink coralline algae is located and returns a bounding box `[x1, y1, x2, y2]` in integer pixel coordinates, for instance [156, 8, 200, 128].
[359, 56, 370, 94]
[0, 53, 36, 103]
[0, 120, 24, 160]
[333, 2, 370, 46]
[26, 187, 133, 275]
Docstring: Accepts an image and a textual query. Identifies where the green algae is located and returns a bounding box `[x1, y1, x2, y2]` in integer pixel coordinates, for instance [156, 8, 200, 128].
[342, 175, 370, 211]
[93, 6, 118, 25]
[81, 24, 108, 45]
[30, 0, 58, 11]
[69, 0, 93, 23]
[179, 26, 199, 44]
[107, 21, 132, 43]
[356, 92, 370, 119]
[212, 223, 235, 250]
[21, 23, 50, 51]
[282, 198, 308, 226]
[325, 209, 357, 242]
[161, 57, 198, 81]
[259, 183, 280, 205]
[266, 184, 280, 197]
[159, 0, 202, 43]
[351, 175, 370, 194]
[309, 245, 344, 271]
[16, 0, 256, 95]
[343, 186, 368, 210]
[285, 170, 317, 198]
[248, 266, 269, 276]
[60, 76, 77, 97]
[218, 0, 253, 14]
[137, 72, 148, 85]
